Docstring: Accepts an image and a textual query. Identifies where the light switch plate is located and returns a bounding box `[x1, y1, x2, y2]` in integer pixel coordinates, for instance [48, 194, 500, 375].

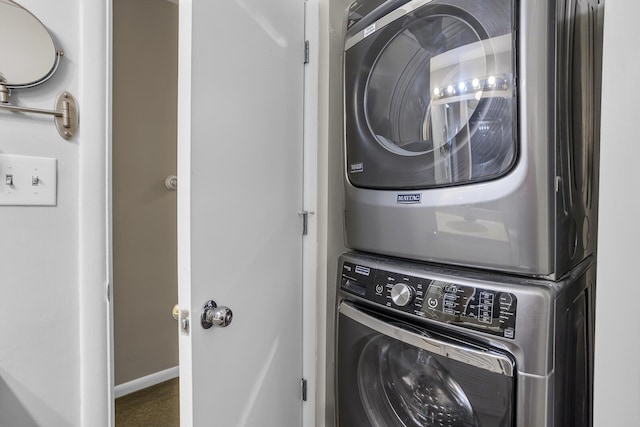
[0, 154, 57, 206]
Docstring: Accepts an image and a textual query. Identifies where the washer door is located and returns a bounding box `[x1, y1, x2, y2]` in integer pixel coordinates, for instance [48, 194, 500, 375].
[337, 302, 515, 427]
[358, 335, 479, 426]
[344, 0, 516, 189]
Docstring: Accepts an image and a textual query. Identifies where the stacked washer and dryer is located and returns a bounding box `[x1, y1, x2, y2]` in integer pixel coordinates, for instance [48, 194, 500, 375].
[335, 0, 604, 426]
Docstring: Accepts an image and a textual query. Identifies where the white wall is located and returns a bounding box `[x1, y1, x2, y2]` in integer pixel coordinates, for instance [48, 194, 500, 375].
[593, 2, 640, 425]
[315, 0, 330, 424]
[0, 1, 109, 426]
[316, 0, 350, 425]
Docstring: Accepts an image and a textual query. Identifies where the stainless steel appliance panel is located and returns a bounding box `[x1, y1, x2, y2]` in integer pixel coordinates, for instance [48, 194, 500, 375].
[336, 252, 596, 426]
[342, 0, 604, 278]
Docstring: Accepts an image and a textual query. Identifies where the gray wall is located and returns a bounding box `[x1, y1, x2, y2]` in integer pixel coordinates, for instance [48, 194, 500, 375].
[113, 0, 179, 386]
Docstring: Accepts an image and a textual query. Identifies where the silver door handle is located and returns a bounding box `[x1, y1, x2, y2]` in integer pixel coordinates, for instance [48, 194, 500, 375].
[339, 302, 514, 376]
[201, 300, 233, 329]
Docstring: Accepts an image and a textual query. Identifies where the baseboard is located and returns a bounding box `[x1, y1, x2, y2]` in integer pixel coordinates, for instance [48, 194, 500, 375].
[114, 366, 179, 399]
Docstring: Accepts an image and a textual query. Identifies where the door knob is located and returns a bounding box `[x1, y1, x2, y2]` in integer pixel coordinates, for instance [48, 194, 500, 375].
[165, 175, 178, 191]
[201, 300, 233, 329]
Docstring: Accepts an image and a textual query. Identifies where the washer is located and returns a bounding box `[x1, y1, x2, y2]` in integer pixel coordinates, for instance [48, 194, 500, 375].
[336, 251, 595, 426]
[342, 0, 604, 278]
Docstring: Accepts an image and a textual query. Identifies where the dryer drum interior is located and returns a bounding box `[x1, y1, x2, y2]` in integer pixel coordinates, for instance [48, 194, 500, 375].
[345, 0, 517, 189]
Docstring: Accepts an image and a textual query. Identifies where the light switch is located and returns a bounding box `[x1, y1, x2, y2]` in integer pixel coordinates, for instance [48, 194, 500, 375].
[0, 154, 57, 206]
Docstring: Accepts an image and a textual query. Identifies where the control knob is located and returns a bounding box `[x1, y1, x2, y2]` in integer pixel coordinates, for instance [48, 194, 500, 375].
[390, 283, 415, 307]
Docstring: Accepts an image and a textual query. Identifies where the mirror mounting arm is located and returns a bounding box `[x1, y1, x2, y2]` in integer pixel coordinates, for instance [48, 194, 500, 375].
[0, 85, 79, 140]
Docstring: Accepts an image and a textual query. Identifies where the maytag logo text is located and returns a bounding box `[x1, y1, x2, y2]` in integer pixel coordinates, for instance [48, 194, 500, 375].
[397, 194, 422, 204]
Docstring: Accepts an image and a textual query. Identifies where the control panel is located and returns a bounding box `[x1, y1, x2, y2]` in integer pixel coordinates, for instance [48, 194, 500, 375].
[340, 260, 517, 339]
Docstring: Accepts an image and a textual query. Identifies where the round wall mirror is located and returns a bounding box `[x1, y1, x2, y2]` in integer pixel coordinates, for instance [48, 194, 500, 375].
[0, 0, 60, 88]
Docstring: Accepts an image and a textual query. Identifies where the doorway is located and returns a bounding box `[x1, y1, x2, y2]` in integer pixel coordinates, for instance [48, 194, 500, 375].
[112, 0, 179, 423]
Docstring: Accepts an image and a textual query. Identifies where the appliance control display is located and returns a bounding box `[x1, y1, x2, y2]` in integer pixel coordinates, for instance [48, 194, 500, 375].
[340, 261, 517, 339]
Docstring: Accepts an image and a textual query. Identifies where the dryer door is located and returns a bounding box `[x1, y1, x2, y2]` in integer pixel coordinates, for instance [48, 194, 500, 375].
[344, 0, 516, 190]
[337, 302, 515, 427]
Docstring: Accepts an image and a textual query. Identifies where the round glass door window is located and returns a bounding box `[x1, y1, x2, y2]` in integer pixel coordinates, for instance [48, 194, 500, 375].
[358, 334, 479, 427]
[346, 0, 516, 189]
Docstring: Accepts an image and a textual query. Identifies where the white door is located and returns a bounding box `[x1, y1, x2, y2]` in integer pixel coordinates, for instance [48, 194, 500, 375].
[177, 0, 306, 425]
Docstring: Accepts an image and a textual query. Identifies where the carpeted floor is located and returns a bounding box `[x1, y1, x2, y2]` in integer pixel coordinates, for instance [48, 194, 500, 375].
[115, 378, 179, 426]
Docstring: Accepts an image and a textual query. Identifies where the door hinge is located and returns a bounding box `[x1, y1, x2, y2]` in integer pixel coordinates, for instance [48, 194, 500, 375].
[301, 378, 308, 401]
[304, 40, 310, 64]
[107, 283, 111, 302]
[298, 210, 315, 236]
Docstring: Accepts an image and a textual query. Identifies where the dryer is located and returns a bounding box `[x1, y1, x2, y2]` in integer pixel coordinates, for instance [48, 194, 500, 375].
[343, 0, 604, 278]
[335, 251, 596, 426]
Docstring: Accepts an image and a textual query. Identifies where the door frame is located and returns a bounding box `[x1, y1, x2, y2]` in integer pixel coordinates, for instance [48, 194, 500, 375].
[77, 0, 113, 425]
[302, 1, 320, 425]
[82, 0, 321, 425]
